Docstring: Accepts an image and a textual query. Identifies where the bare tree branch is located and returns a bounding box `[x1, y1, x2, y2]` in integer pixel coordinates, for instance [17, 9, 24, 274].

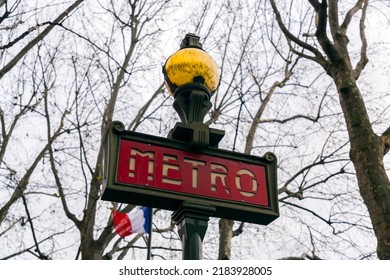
[269, 0, 328, 68]
[20, 191, 50, 259]
[0, 123, 66, 224]
[0, 0, 84, 79]
[340, 0, 365, 32]
[380, 126, 390, 156]
[354, 0, 369, 79]
[128, 82, 164, 131]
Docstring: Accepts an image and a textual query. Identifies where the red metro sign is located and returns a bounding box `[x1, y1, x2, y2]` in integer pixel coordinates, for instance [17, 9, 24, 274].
[102, 122, 279, 225]
[117, 140, 270, 207]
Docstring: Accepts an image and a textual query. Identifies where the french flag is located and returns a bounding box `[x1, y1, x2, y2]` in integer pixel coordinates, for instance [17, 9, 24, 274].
[112, 207, 151, 237]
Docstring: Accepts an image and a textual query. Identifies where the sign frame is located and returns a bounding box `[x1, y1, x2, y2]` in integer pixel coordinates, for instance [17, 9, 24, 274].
[102, 121, 279, 225]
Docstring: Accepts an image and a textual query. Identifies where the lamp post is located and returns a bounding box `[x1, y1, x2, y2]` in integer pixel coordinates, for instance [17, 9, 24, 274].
[163, 33, 224, 259]
[102, 33, 278, 261]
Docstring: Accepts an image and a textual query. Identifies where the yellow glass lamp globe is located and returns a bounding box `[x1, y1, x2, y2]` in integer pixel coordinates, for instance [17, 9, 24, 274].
[163, 47, 220, 95]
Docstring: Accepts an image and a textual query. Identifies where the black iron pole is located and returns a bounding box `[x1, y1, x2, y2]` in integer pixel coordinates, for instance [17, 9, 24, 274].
[172, 202, 215, 260]
[146, 208, 153, 260]
[166, 34, 223, 260]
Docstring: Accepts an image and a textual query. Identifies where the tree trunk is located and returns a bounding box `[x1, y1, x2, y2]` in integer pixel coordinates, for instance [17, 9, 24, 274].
[269, 0, 390, 259]
[332, 68, 390, 259]
[218, 219, 234, 259]
[79, 178, 103, 260]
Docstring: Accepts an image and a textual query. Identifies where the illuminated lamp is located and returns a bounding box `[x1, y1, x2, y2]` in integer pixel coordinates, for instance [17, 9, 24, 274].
[162, 33, 224, 148]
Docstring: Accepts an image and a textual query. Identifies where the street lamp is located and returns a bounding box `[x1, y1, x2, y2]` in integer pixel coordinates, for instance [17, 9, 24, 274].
[102, 33, 279, 260]
[163, 33, 225, 259]
[163, 33, 224, 148]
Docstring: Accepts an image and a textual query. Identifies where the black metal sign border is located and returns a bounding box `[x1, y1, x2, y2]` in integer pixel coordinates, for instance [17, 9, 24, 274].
[101, 121, 279, 225]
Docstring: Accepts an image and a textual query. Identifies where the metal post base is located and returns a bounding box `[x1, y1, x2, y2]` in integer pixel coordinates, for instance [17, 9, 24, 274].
[172, 202, 216, 260]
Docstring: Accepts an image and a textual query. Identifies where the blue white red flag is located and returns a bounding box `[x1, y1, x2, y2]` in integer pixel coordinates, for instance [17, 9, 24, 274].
[112, 207, 151, 237]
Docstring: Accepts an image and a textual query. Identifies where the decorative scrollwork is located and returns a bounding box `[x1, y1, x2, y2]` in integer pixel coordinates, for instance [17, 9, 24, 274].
[111, 121, 125, 133]
[264, 152, 276, 162]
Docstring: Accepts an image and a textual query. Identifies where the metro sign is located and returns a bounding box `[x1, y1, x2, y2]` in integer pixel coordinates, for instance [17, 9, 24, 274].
[102, 121, 279, 225]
